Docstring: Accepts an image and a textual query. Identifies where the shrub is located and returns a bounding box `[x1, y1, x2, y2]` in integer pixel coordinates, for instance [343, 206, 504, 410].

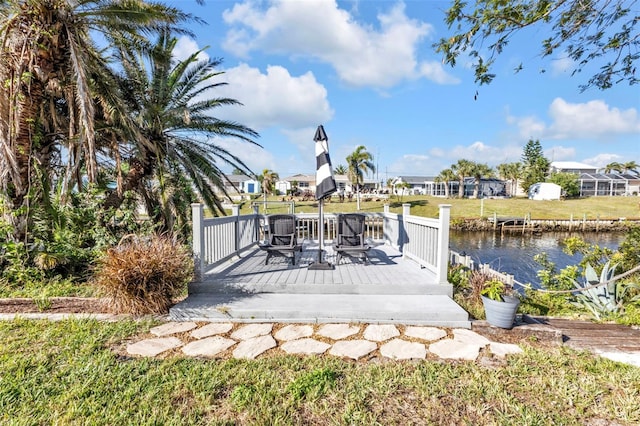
[93, 234, 193, 315]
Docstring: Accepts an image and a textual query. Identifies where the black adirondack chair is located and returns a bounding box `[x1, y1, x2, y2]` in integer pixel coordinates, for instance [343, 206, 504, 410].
[334, 213, 370, 265]
[259, 214, 302, 265]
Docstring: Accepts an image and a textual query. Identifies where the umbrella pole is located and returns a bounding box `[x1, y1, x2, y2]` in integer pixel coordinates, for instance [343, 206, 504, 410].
[308, 198, 334, 270]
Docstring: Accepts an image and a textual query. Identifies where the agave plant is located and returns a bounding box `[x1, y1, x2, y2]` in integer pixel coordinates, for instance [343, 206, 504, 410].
[572, 261, 619, 319]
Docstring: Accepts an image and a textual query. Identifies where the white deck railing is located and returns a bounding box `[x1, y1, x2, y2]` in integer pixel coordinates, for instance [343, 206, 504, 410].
[191, 203, 451, 285]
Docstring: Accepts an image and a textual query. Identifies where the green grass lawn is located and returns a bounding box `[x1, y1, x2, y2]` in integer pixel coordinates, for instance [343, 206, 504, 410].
[1, 319, 638, 425]
[240, 195, 640, 220]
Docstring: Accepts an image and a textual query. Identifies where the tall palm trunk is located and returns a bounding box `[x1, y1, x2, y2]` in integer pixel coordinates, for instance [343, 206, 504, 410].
[0, 4, 58, 239]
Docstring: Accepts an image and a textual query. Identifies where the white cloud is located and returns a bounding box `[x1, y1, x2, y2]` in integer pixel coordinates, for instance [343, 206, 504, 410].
[505, 98, 640, 142]
[386, 140, 528, 175]
[545, 145, 576, 161]
[215, 63, 333, 129]
[173, 36, 209, 63]
[221, 0, 457, 88]
[547, 98, 640, 139]
[214, 136, 278, 174]
[582, 153, 623, 168]
[514, 116, 546, 140]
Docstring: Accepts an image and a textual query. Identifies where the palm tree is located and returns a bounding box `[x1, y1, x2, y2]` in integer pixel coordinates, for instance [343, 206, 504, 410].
[257, 169, 279, 213]
[604, 162, 623, 173]
[102, 32, 259, 226]
[435, 168, 456, 198]
[346, 146, 375, 210]
[333, 164, 347, 175]
[471, 163, 494, 198]
[497, 162, 523, 197]
[622, 161, 639, 176]
[0, 0, 196, 238]
[451, 159, 474, 198]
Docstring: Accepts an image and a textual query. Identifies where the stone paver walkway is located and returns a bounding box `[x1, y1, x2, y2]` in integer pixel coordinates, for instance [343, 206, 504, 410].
[125, 322, 524, 361]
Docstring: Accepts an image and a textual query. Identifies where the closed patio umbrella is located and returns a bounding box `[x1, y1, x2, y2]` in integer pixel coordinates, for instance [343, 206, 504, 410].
[309, 125, 336, 270]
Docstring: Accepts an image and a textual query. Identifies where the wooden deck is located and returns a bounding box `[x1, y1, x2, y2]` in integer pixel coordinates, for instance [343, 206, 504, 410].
[171, 241, 470, 327]
[189, 241, 448, 294]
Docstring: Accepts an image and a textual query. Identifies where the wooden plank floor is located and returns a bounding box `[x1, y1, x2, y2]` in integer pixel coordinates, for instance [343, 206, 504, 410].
[191, 241, 448, 295]
[173, 241, 469, 326]
[540, 318, 640, 352]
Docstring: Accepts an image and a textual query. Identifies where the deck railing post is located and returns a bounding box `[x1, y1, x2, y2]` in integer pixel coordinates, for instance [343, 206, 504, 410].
[437, 204, 451, 285]
[191, 203, 204, 281]
[232, 205, 240, 256]
[252, 204, 261, 242]
[401, 204, 410, 258]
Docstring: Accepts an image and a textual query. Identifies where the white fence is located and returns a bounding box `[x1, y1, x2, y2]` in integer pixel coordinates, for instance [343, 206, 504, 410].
[191, 203, 451, 285]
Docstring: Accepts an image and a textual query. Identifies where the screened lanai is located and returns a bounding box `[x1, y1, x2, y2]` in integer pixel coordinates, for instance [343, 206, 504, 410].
[578, 173, 635, 196]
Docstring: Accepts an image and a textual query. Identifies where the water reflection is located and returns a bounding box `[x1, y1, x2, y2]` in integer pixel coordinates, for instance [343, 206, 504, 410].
[449, 231, 625, 287]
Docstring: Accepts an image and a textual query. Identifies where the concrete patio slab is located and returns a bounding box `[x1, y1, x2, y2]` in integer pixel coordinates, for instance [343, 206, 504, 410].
[233, 335, 277, 359]
[280, 338, 331, 355]
[329, 340, 378, 360]
[380, 339, 427, 360]
[429, 339, 481, 361]
[363, 324, 400, 342]
[274, 325, 314, 341]
[127, 337, 183, 357]
[190, 323, 234, 339]
[317, 323, 361, 340]
[150, 321, 197, 337]
[231, 323, 274, 340]
[182, 336, 236, 357]
[405, 326, 447, 341]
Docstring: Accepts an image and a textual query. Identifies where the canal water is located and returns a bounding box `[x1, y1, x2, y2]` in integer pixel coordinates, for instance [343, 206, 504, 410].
[449, 231, 626, 287]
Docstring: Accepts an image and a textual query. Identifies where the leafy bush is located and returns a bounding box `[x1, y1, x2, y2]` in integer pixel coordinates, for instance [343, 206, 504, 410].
[0, 186, 155, 292]
[93, 234, 193, 314]
[530, 231, 640, 324]
[451, 267, 493, 319]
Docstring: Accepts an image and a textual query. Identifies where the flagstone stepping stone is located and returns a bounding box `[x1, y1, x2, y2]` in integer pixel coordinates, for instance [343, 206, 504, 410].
[233, 335, 277, 359]
[452, 328, 491, 346]
[329, 340, 378, 360]
[274, 325, 313, 341]
[404, 326, 447, 342]
[127, 337, 183, 357]
[380, 338, 426, 360]
[182, 336, 236, 357]
[231, 323, 274, 340]
[150, 322, 197, 337]
[317, 323, 360, 340]
[280, 338, 331, 355]
[363, 324, 400, 342]
[429, 339, 481, 361]
[489, 342, 524, 357]
[190, 323, 234, 339]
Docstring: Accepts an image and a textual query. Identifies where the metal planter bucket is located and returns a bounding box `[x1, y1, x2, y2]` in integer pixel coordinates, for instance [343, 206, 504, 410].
[482, 295, 520, 329]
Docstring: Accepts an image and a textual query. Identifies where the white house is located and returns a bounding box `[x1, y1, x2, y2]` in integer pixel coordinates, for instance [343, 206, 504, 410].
[550, 161, 599, 174]
[222, 174, 261, 196]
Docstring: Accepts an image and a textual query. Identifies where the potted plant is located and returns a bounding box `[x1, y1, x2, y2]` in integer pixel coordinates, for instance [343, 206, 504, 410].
[481, 279, 520, 329]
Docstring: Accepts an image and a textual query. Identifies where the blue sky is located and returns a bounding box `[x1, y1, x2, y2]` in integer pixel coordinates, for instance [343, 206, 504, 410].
[172, 0, 640, 181]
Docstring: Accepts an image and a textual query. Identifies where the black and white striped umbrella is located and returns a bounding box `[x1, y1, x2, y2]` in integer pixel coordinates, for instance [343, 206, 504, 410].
[314, 125, 337, 200]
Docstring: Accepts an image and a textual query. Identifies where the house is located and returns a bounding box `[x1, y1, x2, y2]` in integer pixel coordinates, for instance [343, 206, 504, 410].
[424, 177, 507, 198]
[280, 174, 316, 195]
[550, 161, 599, 174]
[392, 176, 429, 195]
[278, 173, 379, 196]
[578, 173, 640, 196]
[548, 162, 639, 196]
[220, 174, 261, 198]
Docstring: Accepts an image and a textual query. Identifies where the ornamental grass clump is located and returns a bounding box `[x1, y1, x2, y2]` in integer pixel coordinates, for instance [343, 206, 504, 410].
[94, 234, 193, 315]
